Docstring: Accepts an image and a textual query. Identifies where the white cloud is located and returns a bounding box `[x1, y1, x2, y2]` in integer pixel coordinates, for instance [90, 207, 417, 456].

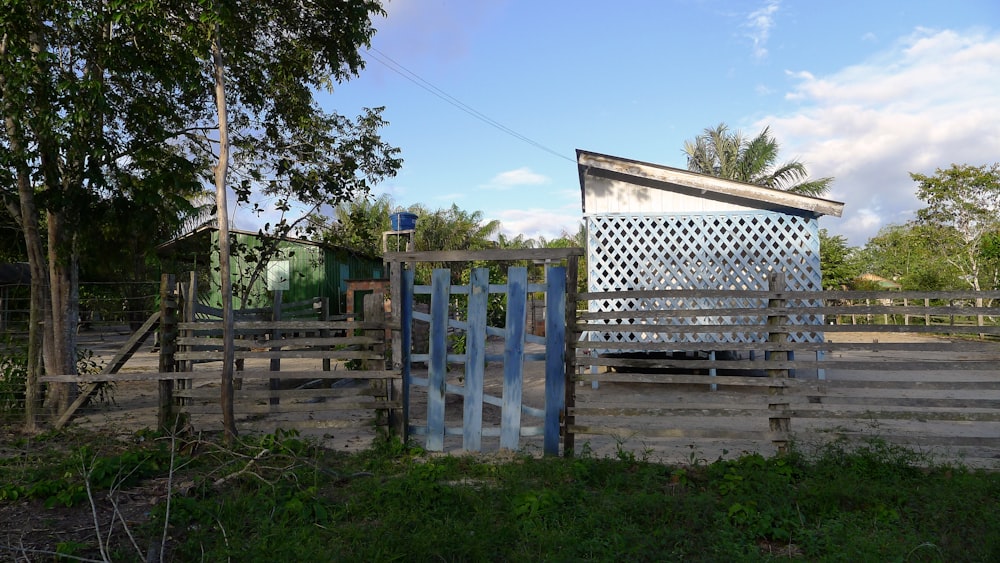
[482, 167, 550, 190]
[759, 28, 1000, 246]
[744, 0, 780, 60]
[492, 208, 582, 241]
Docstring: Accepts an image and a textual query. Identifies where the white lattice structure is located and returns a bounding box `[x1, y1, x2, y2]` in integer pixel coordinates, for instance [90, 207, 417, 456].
[577, 150, 845, 349]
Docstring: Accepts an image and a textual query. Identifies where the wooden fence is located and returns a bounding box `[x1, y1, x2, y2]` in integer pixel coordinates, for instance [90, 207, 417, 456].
[570, 276, 1000, 466]
[42, 273, 400, 439]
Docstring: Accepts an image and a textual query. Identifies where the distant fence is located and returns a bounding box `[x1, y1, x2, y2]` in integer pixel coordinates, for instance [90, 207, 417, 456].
[571, 276, 1000, 466]
[1, 280, 160, 334]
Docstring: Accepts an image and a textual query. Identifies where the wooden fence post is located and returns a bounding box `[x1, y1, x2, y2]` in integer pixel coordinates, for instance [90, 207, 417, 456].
[318, 297, 331, 372]
[158, 274, 177, 431]
[563, 255, 579, 457]
[269, 290, 282, 406]
[389, 260, 407, 439]
[364, 292, 389, 431]
[766, 272, 790, 454]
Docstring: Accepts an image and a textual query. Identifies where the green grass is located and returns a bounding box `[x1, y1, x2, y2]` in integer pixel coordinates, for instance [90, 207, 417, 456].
[1, 428, 998, 562]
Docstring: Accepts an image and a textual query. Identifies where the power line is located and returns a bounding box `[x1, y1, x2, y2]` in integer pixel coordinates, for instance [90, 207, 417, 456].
[365, 46, 575, 164]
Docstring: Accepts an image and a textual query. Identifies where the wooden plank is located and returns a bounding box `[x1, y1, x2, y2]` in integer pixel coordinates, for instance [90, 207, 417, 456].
[781, 408, 1000, 422]
[426, 268, 450, 451]
[174, 350, 384, 360]
[578, 304, 999, 319]
[242, 418, 381, 431]
[574, 373, 789, 386]
[234, 369, 397, 380]
[575, 373, 1000, 392]
[175, 335, 382, 348]
[573, 340, 999, 354]
[463, 268, 488, 452]
[784, 396, 1000, 409]
[384, 247, 584, 264]
[570, 406, 770, 417]
[788, 379, 1000, 391]
[544, 265, 567, 456]
[180, 400, 401, 414]
[582, 357, 1000, 371]
[575, 322, 1000, 336]
[179, 320, 389, 331]
[52, 310, 161, 430]
[501, 267, 528, 450]
[579, 289, 1000, 301]
[174, 387, 382, 400]
[41, 369, 399, 383]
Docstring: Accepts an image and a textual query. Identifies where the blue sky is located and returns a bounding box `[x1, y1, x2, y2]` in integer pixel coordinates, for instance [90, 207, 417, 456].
[292, 0, 1000, 247]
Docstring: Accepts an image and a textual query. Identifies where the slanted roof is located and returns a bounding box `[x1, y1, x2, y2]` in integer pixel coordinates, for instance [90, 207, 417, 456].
[577, 149, 845, 218]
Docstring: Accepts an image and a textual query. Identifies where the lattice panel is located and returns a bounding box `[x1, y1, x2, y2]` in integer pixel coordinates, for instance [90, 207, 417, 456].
[586, 212, 823, 345]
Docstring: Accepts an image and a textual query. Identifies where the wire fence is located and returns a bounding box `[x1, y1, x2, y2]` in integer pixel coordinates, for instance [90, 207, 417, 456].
[0, 281, 161, 336]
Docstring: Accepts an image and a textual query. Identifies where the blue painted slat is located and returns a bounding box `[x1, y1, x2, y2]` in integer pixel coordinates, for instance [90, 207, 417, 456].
[544, 266, 566, 456]
[464, 268, 489, 451]
[501, 267, 528, 450]
[427, 269, 451, 451]
[401, 269, 414, 443]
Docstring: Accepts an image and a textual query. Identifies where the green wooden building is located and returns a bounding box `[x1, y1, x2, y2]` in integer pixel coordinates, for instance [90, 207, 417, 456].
[157, 226, 384, 314]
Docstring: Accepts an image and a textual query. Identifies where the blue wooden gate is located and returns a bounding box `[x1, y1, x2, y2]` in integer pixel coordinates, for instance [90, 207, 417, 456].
[400, 266, 566, 454]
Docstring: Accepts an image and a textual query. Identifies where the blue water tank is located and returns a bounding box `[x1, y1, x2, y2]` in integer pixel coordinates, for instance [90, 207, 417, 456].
[390, 212, 417, 231]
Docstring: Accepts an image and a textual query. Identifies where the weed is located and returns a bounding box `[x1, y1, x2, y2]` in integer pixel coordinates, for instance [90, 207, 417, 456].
[4, 430, 1000, 561]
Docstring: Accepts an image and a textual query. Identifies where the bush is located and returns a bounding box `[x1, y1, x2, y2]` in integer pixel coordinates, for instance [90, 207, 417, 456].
[0, 335, 27, 415]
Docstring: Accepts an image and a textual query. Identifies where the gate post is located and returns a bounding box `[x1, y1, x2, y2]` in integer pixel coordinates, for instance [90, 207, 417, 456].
[157, 274, 177, 431]
[766, 272, 790, 454]
[543, 266, 567, 456]
[563, 255, 579, 456]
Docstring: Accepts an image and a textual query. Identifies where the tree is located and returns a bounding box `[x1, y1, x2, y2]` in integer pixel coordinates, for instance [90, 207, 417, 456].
[322, 194, 395, 256]
[1, 1, 211, 421]
[410, 204, 501, 254]
[817, 229, 860, 289]
[912, 163, 1000, 292]
[1, 1, 400, 429]
[855, 223, 962, 290]
[684, 123, 833, 196]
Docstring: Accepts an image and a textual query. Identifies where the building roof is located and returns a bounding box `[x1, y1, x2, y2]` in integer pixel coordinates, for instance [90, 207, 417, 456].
[156, 225, 379, 261]
[0, 263, 31, 285]
[577, 149, 845, 218]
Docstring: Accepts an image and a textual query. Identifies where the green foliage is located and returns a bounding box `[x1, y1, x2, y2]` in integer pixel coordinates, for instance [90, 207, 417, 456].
[0, 434, 173, 509]
[0, 336, 28, 415]
[912, 162, 1000, 291]
[684, 123, 833, 196]
[6, 430, 1000, 561]
[856, 222, 964, 290]
[818, 228, 860, 289]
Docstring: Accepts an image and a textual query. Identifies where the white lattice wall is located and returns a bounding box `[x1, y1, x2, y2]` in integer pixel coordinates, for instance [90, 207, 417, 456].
[587, 211, 823, 345]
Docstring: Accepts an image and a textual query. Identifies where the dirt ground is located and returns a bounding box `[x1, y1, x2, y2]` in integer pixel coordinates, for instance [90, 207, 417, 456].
[56, 328, 1000, 468]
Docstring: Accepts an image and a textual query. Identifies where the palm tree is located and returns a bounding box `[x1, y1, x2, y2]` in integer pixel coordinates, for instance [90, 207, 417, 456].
[683, 123, 832, 196]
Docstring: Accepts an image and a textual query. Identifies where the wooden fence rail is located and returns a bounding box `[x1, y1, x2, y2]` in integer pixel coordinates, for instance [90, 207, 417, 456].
[570, 284, 1000, 465]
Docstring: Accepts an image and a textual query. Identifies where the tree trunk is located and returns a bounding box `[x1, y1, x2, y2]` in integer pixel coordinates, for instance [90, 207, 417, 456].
[41, 211, 79, 415]
[3, 116, 47, 432]
[212, 21, 237, 443]
[6, 166, 48, 432]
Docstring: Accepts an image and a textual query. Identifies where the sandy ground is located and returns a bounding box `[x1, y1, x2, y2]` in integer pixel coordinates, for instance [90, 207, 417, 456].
[67, 328, 1000, 467]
